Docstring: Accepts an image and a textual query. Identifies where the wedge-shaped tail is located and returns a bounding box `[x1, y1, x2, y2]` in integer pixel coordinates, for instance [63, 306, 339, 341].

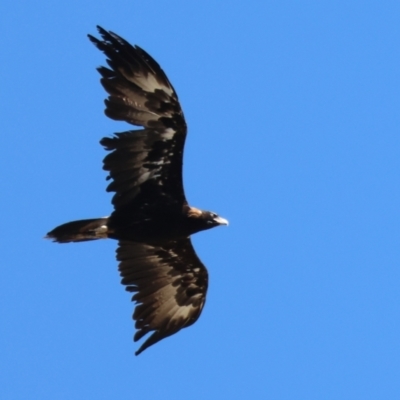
[46, 218, 109, 243]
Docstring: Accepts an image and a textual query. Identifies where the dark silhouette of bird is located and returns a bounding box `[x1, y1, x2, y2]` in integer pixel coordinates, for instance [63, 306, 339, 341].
[46, 26, 228, 355]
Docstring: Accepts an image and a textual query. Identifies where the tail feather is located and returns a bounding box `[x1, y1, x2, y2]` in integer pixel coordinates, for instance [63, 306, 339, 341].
[46, 217, 109, 243]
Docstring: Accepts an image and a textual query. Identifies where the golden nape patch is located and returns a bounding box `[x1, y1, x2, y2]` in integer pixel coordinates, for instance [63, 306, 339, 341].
[188, 207, 202, 218]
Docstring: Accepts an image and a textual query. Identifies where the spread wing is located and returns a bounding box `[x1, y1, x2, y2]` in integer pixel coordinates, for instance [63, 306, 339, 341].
[117, 238, 208, 355]
[88, 26, 188, 214]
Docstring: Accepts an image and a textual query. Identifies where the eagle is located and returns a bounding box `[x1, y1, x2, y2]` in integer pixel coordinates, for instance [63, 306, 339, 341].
[46, 26, 228, 355]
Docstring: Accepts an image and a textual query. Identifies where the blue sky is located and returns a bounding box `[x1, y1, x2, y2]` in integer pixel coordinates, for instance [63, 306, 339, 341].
[2, 1, 400, 399]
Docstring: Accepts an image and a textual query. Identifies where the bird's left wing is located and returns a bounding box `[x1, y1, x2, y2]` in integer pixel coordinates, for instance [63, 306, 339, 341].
[117, 238, 209, 355]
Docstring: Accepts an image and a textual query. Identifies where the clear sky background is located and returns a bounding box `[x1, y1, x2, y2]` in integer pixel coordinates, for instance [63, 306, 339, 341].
[2, 1, 399, 399]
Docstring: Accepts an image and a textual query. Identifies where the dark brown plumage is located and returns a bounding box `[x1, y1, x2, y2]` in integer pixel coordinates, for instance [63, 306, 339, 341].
[46, 26, 228, 355]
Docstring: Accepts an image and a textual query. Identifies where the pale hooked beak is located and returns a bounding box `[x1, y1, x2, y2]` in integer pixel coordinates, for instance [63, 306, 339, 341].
[214, 216, 229, 226]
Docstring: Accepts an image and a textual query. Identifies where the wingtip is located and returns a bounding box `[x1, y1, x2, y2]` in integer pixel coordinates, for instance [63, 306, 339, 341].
[88, 26, 107, 45]
[87, 33, 96, 43]
[96, 25, 106, 35]
[134, 342, 149, 356]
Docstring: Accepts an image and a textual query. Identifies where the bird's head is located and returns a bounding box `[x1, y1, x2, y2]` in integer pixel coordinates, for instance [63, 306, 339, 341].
[201, 211, 229, 228]
[186, 206, 228, 235]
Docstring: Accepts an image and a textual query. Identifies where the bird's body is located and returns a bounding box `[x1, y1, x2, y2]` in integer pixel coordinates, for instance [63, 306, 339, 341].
[46, 26, 227, 355]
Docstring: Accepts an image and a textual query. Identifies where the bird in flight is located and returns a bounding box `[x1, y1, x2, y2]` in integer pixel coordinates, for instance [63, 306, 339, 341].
[46, 26, 228, 355]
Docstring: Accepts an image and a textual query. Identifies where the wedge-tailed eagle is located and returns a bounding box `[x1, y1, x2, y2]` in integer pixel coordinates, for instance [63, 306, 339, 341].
[46, 26, 228, 355]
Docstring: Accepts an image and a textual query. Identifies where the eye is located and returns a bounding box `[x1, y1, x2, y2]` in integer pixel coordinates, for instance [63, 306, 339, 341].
[210, 212, 217, 218]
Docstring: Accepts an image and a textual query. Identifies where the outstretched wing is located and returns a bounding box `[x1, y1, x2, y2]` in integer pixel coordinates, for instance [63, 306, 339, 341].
[88, 26, 187, 213]
[117, 239, 208, 355]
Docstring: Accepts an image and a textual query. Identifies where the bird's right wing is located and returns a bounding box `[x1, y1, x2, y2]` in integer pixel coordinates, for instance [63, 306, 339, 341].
[88, 26, 188, 213]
